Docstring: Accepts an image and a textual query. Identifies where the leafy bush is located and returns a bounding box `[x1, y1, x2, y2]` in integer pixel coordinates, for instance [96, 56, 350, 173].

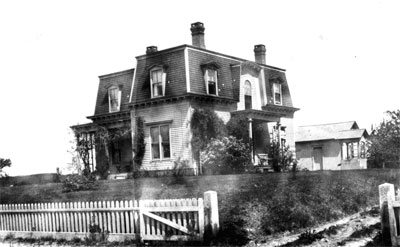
[62, 174, 98, 193]
[269, 141, 297, 172]
[190, 108, 226, 164]
[226, 115, 250, 144]
[200, 136, 252, 174]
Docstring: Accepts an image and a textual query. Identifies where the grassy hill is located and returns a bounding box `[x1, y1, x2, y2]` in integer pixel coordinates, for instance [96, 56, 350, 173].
[1, 169, 399, 244]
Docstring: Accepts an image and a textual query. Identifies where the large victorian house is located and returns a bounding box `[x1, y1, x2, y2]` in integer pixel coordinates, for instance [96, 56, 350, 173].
[72, 22, 298, 177]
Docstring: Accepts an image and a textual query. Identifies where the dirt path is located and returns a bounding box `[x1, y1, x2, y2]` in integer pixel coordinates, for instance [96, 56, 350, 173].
[257, 206, 382, 247]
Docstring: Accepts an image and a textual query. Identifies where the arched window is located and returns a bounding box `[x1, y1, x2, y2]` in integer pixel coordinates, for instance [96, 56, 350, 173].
[244, 80, 252, 109]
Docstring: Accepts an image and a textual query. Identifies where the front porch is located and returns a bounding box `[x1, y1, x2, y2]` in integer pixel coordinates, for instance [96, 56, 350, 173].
[231, 104, 298, 172]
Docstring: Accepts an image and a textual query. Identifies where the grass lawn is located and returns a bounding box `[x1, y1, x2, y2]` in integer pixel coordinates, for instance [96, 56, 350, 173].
[1, 169, 399, 244]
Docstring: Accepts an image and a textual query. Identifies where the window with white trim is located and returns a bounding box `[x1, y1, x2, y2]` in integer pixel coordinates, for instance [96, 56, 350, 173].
[150, 125, 170, 160]
[342, 141, 359, 160]
[205, 69, 218, 95]
[244, 80, 252, 110]
[273, 83, 282, 105]
[108, 86, 121, 113]
[150, 68, 166, 98]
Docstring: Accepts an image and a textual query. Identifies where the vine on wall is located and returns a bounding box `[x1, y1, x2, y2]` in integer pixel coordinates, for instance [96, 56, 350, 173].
[133, 117, 145, 169]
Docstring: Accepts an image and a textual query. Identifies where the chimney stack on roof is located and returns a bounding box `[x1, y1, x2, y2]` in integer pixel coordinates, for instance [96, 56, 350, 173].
[254, 44, 266, 64]
[190, 22, 206, 49]
[146, 46, 158, 55]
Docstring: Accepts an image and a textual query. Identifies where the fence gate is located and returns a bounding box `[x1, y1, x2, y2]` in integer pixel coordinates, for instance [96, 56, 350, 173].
[0, 191, 218, 243]
[139, 198, 204, 241]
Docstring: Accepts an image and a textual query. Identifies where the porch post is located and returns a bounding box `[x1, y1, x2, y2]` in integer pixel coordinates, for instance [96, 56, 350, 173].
[248, 118, 254, 164]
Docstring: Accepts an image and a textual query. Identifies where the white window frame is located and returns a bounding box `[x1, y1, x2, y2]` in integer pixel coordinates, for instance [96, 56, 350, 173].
[150, 124, 171, 161]
[108, 86, 121, 113]
[273, 83, 282, 105]
[204, 69, 218, 96]
[244, 80, 252, 110]
[150, 67, 166, 98]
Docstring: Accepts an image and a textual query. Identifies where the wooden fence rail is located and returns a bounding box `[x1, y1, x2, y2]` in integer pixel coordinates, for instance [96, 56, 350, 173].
[0, 191, 218, 242]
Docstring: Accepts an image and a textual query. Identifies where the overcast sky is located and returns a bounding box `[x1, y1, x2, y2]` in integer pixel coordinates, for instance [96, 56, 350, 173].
[1, 0, 399, 176]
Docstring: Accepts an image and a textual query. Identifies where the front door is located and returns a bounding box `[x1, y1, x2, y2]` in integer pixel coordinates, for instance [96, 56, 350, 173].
[312, 147, 323, 170]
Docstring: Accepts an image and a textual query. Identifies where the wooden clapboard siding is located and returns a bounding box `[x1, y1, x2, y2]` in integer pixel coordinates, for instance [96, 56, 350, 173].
[134, 100, 193, 171]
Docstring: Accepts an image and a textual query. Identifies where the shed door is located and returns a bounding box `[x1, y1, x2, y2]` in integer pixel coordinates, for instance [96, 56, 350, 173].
[312, 147, 323, 170]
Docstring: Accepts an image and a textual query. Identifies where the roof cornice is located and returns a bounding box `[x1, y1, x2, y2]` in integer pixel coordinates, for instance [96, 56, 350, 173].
[130, 93, 237, 108]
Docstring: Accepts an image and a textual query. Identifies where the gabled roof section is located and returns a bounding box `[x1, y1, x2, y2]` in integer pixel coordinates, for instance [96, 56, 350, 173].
[296, 121, 367, 142]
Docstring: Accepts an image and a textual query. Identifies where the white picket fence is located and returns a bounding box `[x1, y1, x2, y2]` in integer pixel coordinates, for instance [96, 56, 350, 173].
[0, 191, 218, 242]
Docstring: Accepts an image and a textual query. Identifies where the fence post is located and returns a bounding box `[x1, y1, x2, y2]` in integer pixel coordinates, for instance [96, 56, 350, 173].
[379, 183, 395, 245]
[204, 191, 219, 238]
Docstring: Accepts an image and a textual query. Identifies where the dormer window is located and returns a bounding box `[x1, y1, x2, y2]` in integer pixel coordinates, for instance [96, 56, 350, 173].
[150, 67, 166, 98]
[205, 69, 218, 95]
[273, 83, 282, 105]
[244, 80, 252, 110]
[108, 86, 121, 112]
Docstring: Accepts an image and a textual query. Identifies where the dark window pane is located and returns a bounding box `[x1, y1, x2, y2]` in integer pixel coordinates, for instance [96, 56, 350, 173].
[245, 95, 252, 109]
[160, 125, 169, 142]
[160, 125, 170, 158]
[152, 144, 160, 159]
[274, 93, 281, 104]
[150, 127, 159, 144]
[208, 81, 216, 95]
[162, 143, 170, 158]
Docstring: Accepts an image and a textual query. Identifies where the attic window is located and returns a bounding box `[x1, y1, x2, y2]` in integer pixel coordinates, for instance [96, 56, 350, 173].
[273, 83, 282, 105]
[201, 62, 220, 96]
[244, 80, 252, 109]
[150, 67, 166, 98]
[108, 86, 121, 112]
[205, 69, 218, 95]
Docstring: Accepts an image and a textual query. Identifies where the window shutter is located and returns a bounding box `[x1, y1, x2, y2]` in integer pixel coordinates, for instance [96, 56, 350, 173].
[215, 70, 219, 96]
[117, 90, 122, 111]
[204, 69, 209, 94]
[150, 71, 154, 97]
[162, 72, 167, 96]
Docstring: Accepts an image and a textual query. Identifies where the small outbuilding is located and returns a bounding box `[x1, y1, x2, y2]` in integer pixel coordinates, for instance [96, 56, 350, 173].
[296, 121, 368, 171]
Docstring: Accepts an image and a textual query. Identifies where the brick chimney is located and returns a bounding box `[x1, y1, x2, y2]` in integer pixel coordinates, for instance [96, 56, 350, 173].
[190, 22, 205, 49]
[146, 46, 158, 55]
[254, 44, 266, 64]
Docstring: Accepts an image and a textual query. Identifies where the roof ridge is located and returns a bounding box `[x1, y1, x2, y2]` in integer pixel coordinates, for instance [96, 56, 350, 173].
[298, 121, 356, 127]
